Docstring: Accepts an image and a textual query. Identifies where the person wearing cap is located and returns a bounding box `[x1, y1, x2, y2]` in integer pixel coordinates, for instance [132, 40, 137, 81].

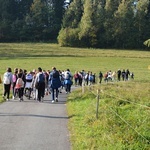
[49, 67, 61, 103]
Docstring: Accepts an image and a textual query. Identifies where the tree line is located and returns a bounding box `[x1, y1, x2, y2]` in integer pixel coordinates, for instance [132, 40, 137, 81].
[0, 0, 67, 42]
[0, 0, 150, 49]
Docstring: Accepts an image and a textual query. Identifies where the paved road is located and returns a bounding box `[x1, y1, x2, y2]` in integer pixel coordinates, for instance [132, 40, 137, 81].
[0, 89, 72, 150]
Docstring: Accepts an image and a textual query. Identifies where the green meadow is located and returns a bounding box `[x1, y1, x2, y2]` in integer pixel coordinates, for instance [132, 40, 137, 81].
[0, 43, 150, 149]
[0, 43, 150, 80]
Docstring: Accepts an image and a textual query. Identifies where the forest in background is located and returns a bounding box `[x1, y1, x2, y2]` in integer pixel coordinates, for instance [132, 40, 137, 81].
[0, 0, 150, 49]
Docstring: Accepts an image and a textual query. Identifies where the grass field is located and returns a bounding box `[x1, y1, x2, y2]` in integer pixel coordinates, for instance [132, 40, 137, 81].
[0, 43, 150, 149]
[67, 82, 150, 149]
[0, 43, 150, 80]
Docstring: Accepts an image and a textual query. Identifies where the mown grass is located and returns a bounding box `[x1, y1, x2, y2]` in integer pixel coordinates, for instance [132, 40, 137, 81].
[0, 43, 150, 149]
[67, 82, 150, 149]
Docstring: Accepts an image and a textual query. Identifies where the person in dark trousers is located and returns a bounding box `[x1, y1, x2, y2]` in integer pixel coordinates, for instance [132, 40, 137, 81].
[64, 69, 73, 94]
[35, 67, 45, 102]
[15, 73, 24, 102]
[93, 73, 96, 84]
[117, 69, 121, 81]
[99, 71, 103, 84]
[130, 72, 134, 79]
[3, 67, 13, 101]
[12, 68, 18, 100]
[122, 69, 126, 81]
[49, 67, 61, 103]
[126, 69, 130, 80]
[18, 69, 26, 100]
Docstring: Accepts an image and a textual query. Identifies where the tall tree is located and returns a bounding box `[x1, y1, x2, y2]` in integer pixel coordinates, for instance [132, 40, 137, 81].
[58, 0, 83, 47]
[79, 0, 98, 47]
[0, 0, 33, 41]
[113, 0, 135, 48]
[94, 0, 106, 47]
[0, 0, 18, 41]
[49, 0, 65, 37]
[134, 0, 150, 48]
[25, 0, 65, 40]
[104, 0, 121, 47]
[62, 0, 83, 28]
[25, 0, 48, 40]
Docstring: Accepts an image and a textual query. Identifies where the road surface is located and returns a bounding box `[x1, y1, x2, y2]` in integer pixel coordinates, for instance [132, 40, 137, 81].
[0, 89, 72, 150]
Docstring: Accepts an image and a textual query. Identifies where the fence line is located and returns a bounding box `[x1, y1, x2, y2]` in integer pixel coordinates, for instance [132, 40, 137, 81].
[108, 106, 150, 143]
[81, 83, 150, 143]
[103, 92, 150, 109]
[81, 84, 149, 109]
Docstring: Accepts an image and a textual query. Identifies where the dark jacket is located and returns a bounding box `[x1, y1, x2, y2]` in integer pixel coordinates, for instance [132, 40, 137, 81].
[49, 70, 61, 89]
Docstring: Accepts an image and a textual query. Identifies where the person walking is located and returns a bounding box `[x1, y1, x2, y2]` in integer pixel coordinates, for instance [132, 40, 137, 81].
[12, 68, 18, 99]
[15, 73, 24, 102]
[99, 71, 103, 84]
[64, 69, 73, 94]
[49, 67, 61, 103]
[117, 69, 121, 81]
[3, 67, 13, 101]
[17, 69, 26, 101]
[125, 69, 130, 81]
[35, 67, 46, 102]
[31, 71, 38, 100]
[73, 71, 79, 86]
[25, 71, 33, 99]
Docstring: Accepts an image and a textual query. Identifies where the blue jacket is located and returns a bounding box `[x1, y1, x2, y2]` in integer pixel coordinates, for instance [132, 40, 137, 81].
[64, 79, 73, 85]
[49, 71, 61, 89]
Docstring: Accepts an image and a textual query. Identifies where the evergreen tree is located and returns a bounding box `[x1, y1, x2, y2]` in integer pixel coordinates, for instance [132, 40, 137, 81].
[113, 0, 135, 48]
[94, 0, 106, 47]
[104, 0, 121, 48]
[49, 0, 65, 38]
[79, 0, 98, 47]
[25, 0, 65, 41]
[25, 0, 48, 40]
[134, 0, 150, 48]
[0, 0, 18, 41]
[62, 0, 83, 28]
[11, 0, 33, 41]
[58, 0, 83, 47]
[0, 0, 33, 41]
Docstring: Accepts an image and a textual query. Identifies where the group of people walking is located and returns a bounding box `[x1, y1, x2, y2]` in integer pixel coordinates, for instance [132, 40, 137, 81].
[2, 67, 73, 103]
[72, 69, 134, 86]
[101, 69, 134, 83]
[1, 67, 134, 102]
[73, 70, 96, 86]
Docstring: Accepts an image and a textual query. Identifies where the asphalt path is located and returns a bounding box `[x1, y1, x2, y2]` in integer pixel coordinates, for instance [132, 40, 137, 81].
[0, 88, 74, 150]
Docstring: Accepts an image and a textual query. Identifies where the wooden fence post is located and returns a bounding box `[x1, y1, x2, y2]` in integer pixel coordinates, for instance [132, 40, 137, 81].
[96, 89, 100, 119]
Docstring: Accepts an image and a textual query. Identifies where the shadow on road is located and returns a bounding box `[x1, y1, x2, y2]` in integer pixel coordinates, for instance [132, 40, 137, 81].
[0, 113, 70, 119]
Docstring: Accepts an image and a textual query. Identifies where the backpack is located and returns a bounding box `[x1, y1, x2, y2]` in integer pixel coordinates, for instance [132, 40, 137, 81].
[89, 75, 94, 82]
[65, 72, 71, 80]
[53, 71, 59, 78]
[15, 78, 24, 89]
[12, 74, 17, 83]
[38, 73, 45, 83]
[3, 74, 11, 84]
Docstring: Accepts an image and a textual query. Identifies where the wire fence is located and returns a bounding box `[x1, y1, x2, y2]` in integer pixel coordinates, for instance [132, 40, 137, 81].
[81, 83, 150, 143]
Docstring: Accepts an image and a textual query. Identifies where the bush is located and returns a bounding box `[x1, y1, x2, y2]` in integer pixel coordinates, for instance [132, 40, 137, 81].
[57, 28, 81, 47]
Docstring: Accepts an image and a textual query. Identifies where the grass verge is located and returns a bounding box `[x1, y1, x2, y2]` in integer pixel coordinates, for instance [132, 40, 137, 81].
[67, 82, 150, 149]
